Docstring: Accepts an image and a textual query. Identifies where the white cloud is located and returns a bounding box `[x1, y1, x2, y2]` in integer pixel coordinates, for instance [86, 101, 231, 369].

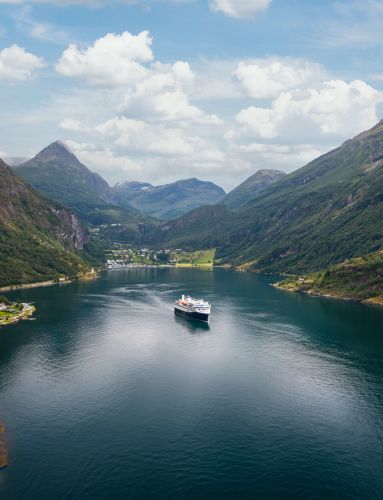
[236, 79, 383, 140]
[120, 61, 221, 124]
[210, 0, 271, 19]
[64, 140, 143, 178]
[55, 31, 220, 124]
[56, 31, 153, 85]
[59, 117, 92, 132]
[63, 137, 228, 187]
[96, 116, 196, 155]
[235, 142, 324, 167]
[12, 6, 71, 44]
[0, 0, 191, 4]
[0, 44, 46, 82]
[235, 58, 325, 99]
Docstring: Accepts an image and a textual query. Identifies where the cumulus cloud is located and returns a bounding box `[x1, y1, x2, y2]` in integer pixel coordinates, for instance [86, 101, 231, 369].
[64, 140, 143, 179]
[120, 61, 221, 124]
[96, 116, 196, 155]
[210, 0, 271, 19]
[55, 32, 219, 125]
[64, 136, 228, 187]
[0, 44, 46, 82]
[234, 142, 324, 169]
[59, 117, 92, 132]
[235, 58, 326, 99]
[236, 79, 383, 140]
[56, 31, 153, 85]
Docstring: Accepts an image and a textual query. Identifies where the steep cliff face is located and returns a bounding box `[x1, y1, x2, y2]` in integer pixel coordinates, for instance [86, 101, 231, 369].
[51, 208, 87, 250]
[0, 158, 90, 286]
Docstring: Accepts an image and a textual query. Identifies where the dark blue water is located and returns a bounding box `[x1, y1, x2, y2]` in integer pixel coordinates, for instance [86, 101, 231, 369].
[0, 269, 383, 499]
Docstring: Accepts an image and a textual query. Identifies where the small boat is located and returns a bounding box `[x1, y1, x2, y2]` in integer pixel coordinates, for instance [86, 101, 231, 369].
[174, 294, 211, 322]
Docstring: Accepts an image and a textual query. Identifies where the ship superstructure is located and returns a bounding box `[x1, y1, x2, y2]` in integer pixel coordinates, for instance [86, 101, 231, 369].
[174, 295, 211, 322]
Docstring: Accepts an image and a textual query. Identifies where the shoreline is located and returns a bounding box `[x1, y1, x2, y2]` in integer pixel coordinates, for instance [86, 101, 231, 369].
[0, 303, 36, 327]
[0, 270, 99, 294]
[0, 423, 7, 469]
[0, 279, 70, 293]
[273, 283, 383, 308]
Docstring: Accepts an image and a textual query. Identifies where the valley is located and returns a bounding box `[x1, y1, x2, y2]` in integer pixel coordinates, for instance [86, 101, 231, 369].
[2, 120, 383, 306]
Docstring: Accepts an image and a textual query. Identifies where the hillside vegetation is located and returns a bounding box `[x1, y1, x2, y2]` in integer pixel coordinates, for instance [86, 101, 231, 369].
[112, 178, 226, 219]
[0, 158, 90, 287]
[16, 142, 113, 210]
[277, 250, 383, 305]
[152, 120, 383, 274]
[223, 169, 285, 209]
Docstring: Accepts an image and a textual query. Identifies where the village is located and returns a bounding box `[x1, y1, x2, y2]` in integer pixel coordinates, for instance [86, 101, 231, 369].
[105, 245, 216, 269]
[0, 297, 36, 327]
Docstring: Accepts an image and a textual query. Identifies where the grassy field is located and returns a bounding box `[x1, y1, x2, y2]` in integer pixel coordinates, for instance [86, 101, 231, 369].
[0, 303, 36, 326]
[171, 249, 216, 267]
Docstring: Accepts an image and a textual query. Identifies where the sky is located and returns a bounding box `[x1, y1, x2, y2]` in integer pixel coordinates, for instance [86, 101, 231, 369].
[1, 0, 383, 190]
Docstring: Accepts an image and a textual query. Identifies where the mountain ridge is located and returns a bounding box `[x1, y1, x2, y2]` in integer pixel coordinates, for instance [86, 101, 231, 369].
[0, 158, 90, 286]
[223, 169, 285, 209]
[112, 177, 226, 219]
[148, 120, 383, 274]
[16, 141, 114, 210]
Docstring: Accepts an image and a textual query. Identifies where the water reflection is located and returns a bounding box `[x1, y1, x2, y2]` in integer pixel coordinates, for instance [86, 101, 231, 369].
[174, 314, 211, 334]
[1, 268, 383, 500]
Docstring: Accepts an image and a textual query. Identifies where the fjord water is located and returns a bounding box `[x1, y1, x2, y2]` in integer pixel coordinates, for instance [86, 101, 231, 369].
[1, 269, 383, 499]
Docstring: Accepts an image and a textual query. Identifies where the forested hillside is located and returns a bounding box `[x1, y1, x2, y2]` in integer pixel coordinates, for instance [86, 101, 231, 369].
[0, 158, 90, 287]
[150, 120, 383, 274]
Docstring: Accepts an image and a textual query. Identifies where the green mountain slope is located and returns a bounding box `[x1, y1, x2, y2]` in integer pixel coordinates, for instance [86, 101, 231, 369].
[224, 120, 383, 273]
[223, 169, 285, 209]
[112, 178, 226, 219]
[16, 142, 112, 209]
[277, 250, 383, 305]
[14, 141, 145, 226]
[0, 158, 90, 287]
[147, 205, 234, 249]
[150, 120, 383, 274]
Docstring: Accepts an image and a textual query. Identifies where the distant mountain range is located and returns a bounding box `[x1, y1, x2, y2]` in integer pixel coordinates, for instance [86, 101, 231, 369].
[113, 178, 226, 219]
[13, 141, 284, 226]
[149, 120, 383, 275]
[8, 120, 383, 295]
[0, 158, 89, 287]
[14, 142, 230, 222]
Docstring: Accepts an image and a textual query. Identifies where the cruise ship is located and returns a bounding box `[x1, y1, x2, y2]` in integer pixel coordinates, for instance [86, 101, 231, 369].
[174, 295, 211, 322]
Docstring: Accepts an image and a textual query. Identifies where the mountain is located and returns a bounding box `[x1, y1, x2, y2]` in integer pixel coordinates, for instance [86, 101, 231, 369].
[150, 120, 383, 274]
[0, 158, 90, 287]
[16, 141, 112, 209]
[223, 169, 285, 209]
[112, 178, 226, 219]
[147, 204, 234, 250]
[14, 141, 143, 226]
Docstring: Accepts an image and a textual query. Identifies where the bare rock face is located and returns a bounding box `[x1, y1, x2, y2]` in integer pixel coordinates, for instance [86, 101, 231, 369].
[52, 208, 88, 250]
[1, 158, 88, 250]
